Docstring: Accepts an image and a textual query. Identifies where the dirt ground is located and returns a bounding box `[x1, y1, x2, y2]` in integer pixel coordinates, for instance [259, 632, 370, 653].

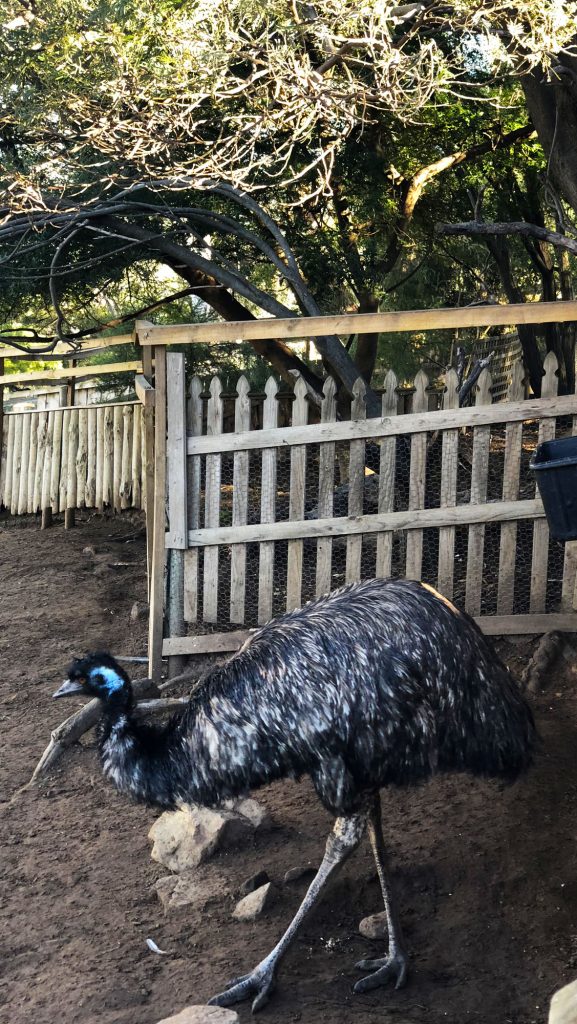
[1, 513, 577, 1024]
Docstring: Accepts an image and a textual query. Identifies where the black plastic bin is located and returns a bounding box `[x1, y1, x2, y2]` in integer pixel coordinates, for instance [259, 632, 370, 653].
[531, 435, 577, 541]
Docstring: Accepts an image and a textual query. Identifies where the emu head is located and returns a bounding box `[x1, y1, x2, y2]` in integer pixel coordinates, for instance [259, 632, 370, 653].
[53, 652, 132, 707]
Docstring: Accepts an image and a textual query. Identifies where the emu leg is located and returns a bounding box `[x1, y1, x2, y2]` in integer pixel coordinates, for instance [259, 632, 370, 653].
[208, 813, 367, 1013]
[354, 794, 409, 992]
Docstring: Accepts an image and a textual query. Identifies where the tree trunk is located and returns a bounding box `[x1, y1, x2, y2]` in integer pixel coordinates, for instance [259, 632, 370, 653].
[521, 53, 577, 219]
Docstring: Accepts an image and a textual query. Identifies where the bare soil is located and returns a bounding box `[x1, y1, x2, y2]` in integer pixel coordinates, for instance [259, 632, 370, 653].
[1, 513, 577, 1024]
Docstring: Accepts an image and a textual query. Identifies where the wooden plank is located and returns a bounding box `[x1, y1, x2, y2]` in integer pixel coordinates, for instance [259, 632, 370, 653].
[258, 377, 280, 622]
[85, 406, 97, 508]
[162, 611, 577, 656]
[184, 496, 545, 547]
[497, 361, 525, 614]
[0, 360, 141, 386]
[148, 346, 167, 681]
[49, 409, 64, 513]
[286, 376, 309, 611]
[10, 413, 23, 515]
[17, 411, 31, 515]
[33, 412, 48, 514]
[346, 378, 366, 584]
[66, 409, 79, 512]
[5, 400, 139, 417]
[530, 352, 559, 612]
[131, 403, 142, 509]
[26, 412, 38, 513]
[138, 300, 577, 347]
[112, 406, 123, 512]
[405, 371, 429, 579]
[184, 377, 203, 623]
[120, 406, 133, 509]
[166, 353, 188, 549]
[102, 406, 114, 506]
[135, 373, 155, 408]
[202, 377, 224, 623]
[185, 392, 577, 456]
[76, 408, 88, 508]
[465, 369, 493, 615]
[2, 405, 14, 505]
[375, 370, 399, 578]
[40, 410, 54, 519]
[59, 410, 70, 513]
[315, 377, 337, 597]
[437, 369, 459, 597]
[230, 376, 251, 623]
[141, 343, 155, 588]
[95, 406, 104, 509]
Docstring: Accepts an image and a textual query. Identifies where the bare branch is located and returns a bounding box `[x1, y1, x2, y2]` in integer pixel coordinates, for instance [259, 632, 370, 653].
[436, 219, 577, 256]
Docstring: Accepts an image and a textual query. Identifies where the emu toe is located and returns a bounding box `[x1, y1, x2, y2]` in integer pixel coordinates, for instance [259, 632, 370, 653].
[208, 963, 277, 1013]
[353, 950, 409, 993]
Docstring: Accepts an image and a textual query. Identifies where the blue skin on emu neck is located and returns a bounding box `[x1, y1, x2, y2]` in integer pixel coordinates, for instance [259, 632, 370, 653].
[91, 666, 125, 695]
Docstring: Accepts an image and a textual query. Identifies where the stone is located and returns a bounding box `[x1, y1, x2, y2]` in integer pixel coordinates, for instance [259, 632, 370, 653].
[549, 979, 577, 1024]
[226, 797, 272, 831]
[149, 800, 270, 872]
[232, 882, 275, 921]
[155, 1006, 239, 1024]
[130, 600, 148, 622]
[283, 864, 317, 884]
[239, 870, 270, 895]
[155, 870, 230, 911]
[82, 545, 97, 558]
[359, 911, 389, 940]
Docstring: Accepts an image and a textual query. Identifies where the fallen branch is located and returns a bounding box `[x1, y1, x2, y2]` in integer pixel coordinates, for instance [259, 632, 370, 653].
[27, 663, 213, 788]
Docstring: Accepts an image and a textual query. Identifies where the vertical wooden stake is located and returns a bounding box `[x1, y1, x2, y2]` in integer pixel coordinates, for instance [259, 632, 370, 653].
[148, 346, 167, 682]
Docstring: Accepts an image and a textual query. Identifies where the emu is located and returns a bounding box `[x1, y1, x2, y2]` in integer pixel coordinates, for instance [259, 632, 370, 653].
[53, 578, 535, 1012]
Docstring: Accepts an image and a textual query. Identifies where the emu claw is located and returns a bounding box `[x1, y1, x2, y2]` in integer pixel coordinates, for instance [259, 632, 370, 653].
[353, 950, 408, 993]
[208, 964, 277, 1013]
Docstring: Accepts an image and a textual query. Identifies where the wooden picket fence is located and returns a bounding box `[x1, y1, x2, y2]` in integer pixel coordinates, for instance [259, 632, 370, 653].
[0, 401, 144, 517]
[150, 347, 577, 674]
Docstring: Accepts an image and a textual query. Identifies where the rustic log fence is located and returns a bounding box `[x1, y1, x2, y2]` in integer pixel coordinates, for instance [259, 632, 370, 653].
[0, 401, 144, 520]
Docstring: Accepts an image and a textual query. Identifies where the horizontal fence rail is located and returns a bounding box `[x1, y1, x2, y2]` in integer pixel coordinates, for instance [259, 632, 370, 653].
[0, 401, 144, 516]
[159, 350, 577, 664]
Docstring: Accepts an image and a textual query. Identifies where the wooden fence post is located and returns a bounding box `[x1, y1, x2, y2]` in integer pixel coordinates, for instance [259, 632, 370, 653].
[148, 346, 167, 682]
[166, 352, 188, 678]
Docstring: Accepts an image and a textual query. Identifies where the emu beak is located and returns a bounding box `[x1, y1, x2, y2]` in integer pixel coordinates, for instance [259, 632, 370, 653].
[53, 679, 85, 698]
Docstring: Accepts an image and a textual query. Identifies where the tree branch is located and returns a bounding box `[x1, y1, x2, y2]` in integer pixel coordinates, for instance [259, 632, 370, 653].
[435, 218, 577, 256]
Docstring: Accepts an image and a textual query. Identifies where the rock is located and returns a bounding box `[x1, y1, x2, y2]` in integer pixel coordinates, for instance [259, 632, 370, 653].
[130, 600, 148, 622]
[233, 882, 275, 921]
[155, 869, 230, 911]
[239, 870, 270, 895]
[155, 1006, 240, 1024]
[149, 801, 270, 872]
[359, 911, 389, 940]
[549, 979, 577, 1024]
[283, 864, 317, 884]
[82, 545, 97, 558]
[226, 797, 272, 831]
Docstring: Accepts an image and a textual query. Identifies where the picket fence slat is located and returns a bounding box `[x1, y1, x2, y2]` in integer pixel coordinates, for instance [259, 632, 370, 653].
[530, 352, 559, 613]
[497, 362, 525, 614]
[17, 412, 31, 515]
[405, 371, 429, 579]
[375, 370, 399, 579]
[258, 377, 279, 623]
[437, 369, 459, 597]
[230, 376, 251, 623]
[465, 369, 493, 615]
[346, 378, 366, 584]
[315, 376, 337, 597]
[203, 378, 224, 623]
[184, 377, 203, 623]
[286, 376, 309, 612]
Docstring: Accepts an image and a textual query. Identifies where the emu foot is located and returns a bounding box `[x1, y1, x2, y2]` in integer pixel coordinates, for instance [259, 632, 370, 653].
[353, 949, 409, 993]
[208, 961, 277, 1013]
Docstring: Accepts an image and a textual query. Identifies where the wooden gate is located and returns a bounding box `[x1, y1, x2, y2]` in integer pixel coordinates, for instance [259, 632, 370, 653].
[144, 325, 577, 680]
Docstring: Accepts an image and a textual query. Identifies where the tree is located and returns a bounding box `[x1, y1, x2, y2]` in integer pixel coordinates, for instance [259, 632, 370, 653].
[1, 0, 576, 398]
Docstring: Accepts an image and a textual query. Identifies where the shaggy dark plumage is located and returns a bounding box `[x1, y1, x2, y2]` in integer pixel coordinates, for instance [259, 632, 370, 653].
[54, 578, 535, 1011]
